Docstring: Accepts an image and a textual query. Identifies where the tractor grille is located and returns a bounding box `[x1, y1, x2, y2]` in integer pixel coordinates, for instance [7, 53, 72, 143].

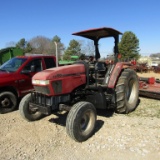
[34, 86, 50, 94]
[52, 80, 62, 94]
[30, 92, 52, 115]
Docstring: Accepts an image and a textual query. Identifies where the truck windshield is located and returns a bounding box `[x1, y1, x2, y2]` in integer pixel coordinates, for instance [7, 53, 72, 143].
[0, 57, 27, 72]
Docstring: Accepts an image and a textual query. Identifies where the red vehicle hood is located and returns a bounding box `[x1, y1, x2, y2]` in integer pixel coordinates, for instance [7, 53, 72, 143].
[33, 64, 86, 80]
[0, 71, 13, 78]
[0, 71, 15, 85]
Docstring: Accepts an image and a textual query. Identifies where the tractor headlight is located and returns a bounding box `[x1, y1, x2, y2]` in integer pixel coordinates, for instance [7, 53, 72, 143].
[32, 79, 49, 85]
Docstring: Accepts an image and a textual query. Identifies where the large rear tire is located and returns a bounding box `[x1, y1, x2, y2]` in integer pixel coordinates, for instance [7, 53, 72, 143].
[115, 69, 139, 114]
[0, 91, 17, 114]
[19, 93, 43, 121]
[66, 101, 97, 142]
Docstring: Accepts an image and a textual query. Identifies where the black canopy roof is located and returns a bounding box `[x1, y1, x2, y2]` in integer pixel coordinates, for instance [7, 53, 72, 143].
[72, 27, 122, 40]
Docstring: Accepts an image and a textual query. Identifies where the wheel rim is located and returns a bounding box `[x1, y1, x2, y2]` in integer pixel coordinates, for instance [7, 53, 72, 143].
[81, 114, 89, 131]
[28, 105, 39, 115]
[0, 96, 12, 109]
[126, 79, 137, 104]
[80, 109, 95, 135]
[27, 99, 40, 115]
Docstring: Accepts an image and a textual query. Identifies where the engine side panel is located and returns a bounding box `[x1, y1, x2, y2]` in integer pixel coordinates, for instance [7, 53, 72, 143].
[50, 73, 86, 95]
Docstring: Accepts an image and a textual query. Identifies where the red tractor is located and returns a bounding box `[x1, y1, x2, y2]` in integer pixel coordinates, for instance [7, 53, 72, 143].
[19, 27, 139, 142]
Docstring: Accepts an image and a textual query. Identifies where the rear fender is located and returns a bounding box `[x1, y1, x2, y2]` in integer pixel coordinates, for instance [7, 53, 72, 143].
[108, 62, 123, 88]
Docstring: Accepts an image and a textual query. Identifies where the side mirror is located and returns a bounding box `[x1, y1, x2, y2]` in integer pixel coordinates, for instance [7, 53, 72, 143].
[21, 70, 30, 74]
[21, 65, 36, 74]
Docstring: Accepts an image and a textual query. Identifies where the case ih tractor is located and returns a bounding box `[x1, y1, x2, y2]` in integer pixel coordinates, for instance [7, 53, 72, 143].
[19, 27, 139, 142]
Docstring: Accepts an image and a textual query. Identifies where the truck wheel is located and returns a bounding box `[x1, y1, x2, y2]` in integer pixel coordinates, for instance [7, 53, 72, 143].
[115, 69, 139, 114]
[0, 91, 17, 114]
[19, 93, 43, 121]
[66, 101, 97, 142]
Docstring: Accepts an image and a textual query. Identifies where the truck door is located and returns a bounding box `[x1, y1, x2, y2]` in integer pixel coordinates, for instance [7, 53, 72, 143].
[18, 58, 43, 96]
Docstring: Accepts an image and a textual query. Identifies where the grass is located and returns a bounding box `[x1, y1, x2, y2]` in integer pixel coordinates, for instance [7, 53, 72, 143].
[128, 97, 160, 118]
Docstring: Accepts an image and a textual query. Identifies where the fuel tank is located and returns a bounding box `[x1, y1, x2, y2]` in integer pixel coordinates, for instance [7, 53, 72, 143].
[32, 64, 86, 95]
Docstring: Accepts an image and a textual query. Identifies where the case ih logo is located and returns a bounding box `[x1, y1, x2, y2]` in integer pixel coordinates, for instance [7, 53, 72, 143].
[53, 72, 85, 78]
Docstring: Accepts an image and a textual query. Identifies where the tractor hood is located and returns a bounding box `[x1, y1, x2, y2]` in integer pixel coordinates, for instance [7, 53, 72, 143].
[32, 63, 86, 96]
[32, 63, 86, 80]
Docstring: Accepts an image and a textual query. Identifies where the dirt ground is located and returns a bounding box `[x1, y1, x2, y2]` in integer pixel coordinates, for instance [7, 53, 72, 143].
[0, 72, 160, 160]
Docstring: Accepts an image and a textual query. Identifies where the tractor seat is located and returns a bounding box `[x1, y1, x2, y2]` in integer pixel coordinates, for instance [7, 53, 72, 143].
[94, 61, 107, 84]
[95, 61, 107, 77]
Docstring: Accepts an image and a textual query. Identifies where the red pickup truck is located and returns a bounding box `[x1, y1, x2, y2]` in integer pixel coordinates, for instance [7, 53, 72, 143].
[0, 55, 56, 113]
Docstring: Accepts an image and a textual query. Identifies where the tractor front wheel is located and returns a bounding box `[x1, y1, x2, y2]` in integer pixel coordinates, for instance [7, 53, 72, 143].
[66, 101, 97, 142]
[19, 93, 43, 121]
[115, 69, 139, 114]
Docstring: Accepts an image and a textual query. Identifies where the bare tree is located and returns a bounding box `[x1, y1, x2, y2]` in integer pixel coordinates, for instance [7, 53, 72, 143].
[150, 53, 160, 58]
[29, 36, 52, 54]
[79, 40, 95, 56]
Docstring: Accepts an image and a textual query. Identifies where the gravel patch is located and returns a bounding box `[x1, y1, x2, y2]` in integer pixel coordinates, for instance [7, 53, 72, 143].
[0, 97, 160, 160]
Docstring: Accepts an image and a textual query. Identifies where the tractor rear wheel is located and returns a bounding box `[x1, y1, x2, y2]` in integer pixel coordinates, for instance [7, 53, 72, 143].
[66, 101, 97, 142]
[115, 69, 139, 114]
[19, 93, 43, 121]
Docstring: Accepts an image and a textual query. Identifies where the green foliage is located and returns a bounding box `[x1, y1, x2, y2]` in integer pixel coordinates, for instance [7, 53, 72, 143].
[79, 54, 86, 60]
[24, 43, 32, 53]
[51, 35, 64, 56]
[118, 31, 140, 61]
[16, 38, 26, 49]
[52, 35, 61, 43]
[16, 38, 33, 53]
[63, 39, 81, 60]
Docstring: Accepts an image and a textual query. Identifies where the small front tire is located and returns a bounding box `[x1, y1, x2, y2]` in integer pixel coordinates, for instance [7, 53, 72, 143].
[66, 101, 97, 142]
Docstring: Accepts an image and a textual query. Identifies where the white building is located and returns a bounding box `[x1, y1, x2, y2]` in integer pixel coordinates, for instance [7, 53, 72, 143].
[138, 56, 160, 67]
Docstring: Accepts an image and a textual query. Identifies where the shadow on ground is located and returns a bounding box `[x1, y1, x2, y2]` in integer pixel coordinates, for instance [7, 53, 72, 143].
[48, 108, 116, 135]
